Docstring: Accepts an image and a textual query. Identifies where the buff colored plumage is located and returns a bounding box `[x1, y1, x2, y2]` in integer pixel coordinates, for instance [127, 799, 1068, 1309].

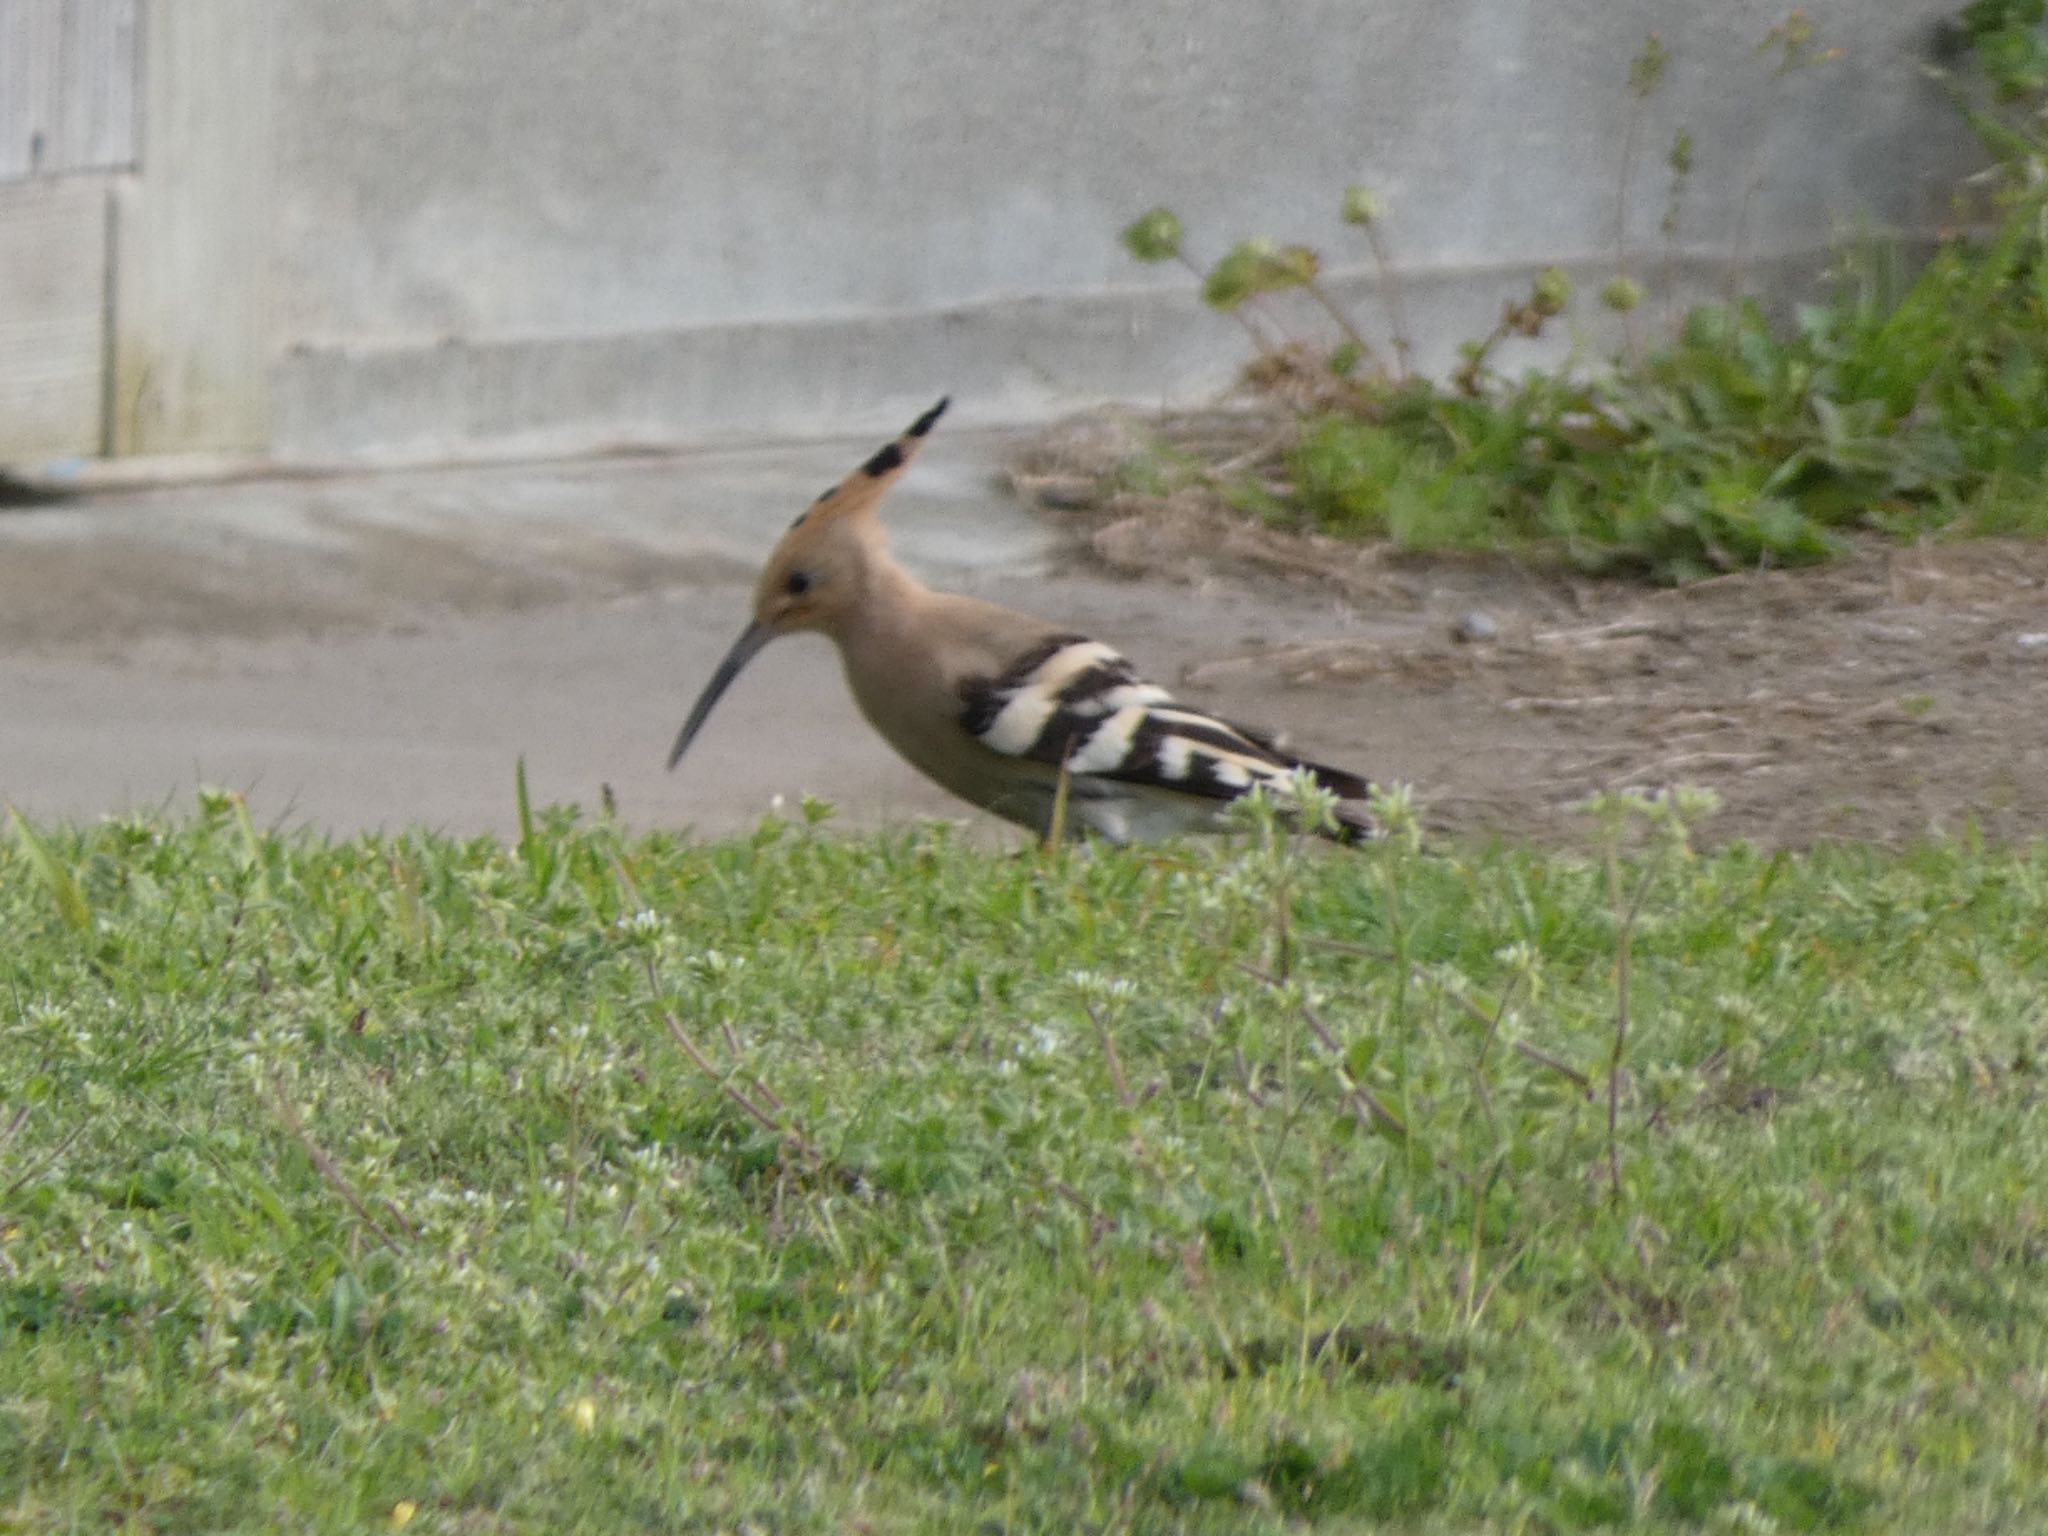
[667, 399, 1377, 843]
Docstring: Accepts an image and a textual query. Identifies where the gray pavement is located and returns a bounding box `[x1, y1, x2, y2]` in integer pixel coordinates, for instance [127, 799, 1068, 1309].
[0, 432, 1358, 841]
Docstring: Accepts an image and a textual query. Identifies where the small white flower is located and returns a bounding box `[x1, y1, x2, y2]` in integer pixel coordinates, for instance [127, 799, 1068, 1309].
[1066, 970, 1137, 1003]
[686, 950, 747, 981]
[1495, 941, 1539, 974]
[615, 909, 670, 946]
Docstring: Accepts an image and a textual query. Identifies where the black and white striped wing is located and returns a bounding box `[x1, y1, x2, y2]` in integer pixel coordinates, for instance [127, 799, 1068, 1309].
[958, 634, 1374, 813]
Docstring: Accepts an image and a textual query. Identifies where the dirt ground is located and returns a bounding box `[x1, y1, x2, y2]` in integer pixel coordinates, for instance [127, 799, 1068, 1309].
[2, 423, 2043, 849]
[1014, 415, 2048, 849]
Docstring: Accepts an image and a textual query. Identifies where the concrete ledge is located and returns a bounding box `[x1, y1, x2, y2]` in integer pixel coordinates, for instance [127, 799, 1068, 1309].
[265, 240, 1893, 466]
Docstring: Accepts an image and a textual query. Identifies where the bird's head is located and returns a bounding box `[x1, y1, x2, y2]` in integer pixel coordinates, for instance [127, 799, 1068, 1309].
[666, 396, 949, 771]
[747, 495, 872, 640]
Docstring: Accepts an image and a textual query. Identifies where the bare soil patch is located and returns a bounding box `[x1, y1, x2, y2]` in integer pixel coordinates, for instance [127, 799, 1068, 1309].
[1015, 412, 2048, 848]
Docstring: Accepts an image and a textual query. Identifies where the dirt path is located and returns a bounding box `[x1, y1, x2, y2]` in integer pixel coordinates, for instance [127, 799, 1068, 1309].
[1139, 537, 2048, 847]
[3, 432, 2043, 847]
[1011, 409, 2048, 848]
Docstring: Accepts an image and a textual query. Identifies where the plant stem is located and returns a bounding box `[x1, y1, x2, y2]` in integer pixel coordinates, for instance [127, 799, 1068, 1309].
[1382, 853, 1421, 1170]
[1727, 158, 1764, 306]
[1606, 845, 1631, 1202]
[1297, 998, 1412, 1143]
[1175, 252, 1288, 358]
[641, 954, 818, 1165]
[1084, 1002, 1136, 1110]
[1605, 842, 1669, 1204]
[1363, 225, 1413, 381]
[1616, 98, 1645, 365]
[1454, 312, 1517, 396]
[264, 1072, 412, 1254]
[1301, 279, 1385, 376]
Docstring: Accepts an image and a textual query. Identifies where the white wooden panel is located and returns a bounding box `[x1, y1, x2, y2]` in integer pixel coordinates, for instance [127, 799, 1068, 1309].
[0, 176, 106, 457]
[0, 0, 139, 182]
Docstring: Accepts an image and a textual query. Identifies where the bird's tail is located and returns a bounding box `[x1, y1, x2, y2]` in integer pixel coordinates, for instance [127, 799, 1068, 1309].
[1294, 757, 1380, 844]
[1229, 721, 1379, 844]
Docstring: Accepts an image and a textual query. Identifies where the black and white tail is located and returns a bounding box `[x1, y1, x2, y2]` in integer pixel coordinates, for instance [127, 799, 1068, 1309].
[960, 634, 1377, 842]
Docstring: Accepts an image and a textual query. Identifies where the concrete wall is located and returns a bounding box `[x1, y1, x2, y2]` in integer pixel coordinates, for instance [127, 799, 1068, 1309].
[258, 1, 1993, 457]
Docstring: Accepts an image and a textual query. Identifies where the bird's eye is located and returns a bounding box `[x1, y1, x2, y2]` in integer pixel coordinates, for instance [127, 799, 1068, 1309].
[786, 571, 813, 597]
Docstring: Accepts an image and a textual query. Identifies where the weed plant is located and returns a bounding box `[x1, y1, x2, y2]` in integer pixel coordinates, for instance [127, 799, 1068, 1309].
[1118, 5, 2048, 582]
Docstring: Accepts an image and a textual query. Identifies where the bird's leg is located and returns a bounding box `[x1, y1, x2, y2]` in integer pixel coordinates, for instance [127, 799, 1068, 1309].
[1042, 747, 1078, 852]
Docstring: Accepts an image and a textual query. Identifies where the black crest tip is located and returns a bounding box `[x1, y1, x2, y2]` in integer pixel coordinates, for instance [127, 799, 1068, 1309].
[860, 441, 906, 478]
[908, 396, 950, 438]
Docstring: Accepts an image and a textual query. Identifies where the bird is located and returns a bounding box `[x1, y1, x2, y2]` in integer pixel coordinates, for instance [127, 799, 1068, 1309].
[665, 397, 1378, 844]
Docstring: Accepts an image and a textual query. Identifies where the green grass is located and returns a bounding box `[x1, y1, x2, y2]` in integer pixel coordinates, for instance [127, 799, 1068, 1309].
[1271, 216, 2048, 583]
[3, 794, 2046, 1532]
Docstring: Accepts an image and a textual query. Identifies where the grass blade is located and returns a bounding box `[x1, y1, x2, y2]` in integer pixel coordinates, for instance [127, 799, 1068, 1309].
[6, 806, 92, 932]
[229, 792, 274, 905]
[514, 755, 555, 894]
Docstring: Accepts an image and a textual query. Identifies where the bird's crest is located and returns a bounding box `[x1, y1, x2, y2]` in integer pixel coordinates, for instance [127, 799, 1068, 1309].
[791, 396, 950, 533]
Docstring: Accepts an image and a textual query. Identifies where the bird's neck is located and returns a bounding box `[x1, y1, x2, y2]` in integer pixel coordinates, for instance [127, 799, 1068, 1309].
[815, 536, 927, 650]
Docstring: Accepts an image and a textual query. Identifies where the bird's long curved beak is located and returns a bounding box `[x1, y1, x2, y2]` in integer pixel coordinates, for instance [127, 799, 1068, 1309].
[667, 622, 773, 770]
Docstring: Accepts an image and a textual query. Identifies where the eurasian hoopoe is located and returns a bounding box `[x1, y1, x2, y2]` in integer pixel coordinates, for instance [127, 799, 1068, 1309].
[667, 398, 1379, 844]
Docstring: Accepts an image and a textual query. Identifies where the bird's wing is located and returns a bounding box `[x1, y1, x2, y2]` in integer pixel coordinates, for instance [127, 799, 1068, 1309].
[957, 633, 1374, 809]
